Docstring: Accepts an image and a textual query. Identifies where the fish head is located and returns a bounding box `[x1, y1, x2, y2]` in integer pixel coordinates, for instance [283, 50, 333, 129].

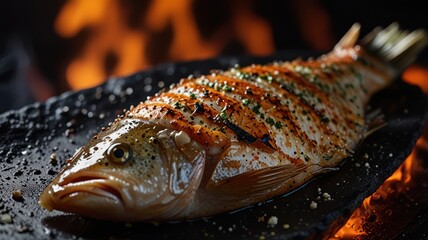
[39, 118, 205, 221]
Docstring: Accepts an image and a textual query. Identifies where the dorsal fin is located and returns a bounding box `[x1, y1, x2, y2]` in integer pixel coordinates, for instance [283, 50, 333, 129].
[335, 23, 361, 50]
[361, 22, 428, 72]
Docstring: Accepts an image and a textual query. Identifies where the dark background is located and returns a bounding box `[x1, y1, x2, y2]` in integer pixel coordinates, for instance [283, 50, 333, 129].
[1, 0, 427, 114]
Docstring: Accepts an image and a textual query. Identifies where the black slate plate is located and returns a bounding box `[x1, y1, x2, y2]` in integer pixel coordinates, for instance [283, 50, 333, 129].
[0, 52, 427, 240]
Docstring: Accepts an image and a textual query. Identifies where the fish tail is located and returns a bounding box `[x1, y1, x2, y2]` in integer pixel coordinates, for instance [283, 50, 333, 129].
[361, 23, 428, 73]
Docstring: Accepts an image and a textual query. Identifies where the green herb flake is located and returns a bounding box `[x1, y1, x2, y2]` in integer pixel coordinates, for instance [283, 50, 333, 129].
[242, 99, 250, 106]
[252, 104, 261, 114]
[223, 85, 233, 92]
[173, 102, 182, 109]
[266, 117, 275, 126]
[219, 110, 228, 120]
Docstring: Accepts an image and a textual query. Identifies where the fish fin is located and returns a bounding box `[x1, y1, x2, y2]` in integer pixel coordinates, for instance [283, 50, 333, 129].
[200, 155, 223, 188]
[209, 164, 322, 199]
[362, 23, 428, 72]
[364, 108, 387, 138]
[352, 109, 387, 151]
[335, 23, 361, 50]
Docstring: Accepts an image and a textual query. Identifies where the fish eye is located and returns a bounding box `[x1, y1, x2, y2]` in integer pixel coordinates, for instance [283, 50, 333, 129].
[107, 143, 133, 164]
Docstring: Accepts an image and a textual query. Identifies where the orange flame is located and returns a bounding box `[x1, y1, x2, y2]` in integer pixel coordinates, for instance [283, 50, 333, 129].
[333, 151, 416, 239]
[55, 0, 148, 89]
[333, 69, 428, 239]
[55, 0, 276, 90]
[403, 64, 428, 94]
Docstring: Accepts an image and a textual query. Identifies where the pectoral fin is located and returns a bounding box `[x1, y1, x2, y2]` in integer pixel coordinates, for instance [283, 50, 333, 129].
[208, 164, 322, 199]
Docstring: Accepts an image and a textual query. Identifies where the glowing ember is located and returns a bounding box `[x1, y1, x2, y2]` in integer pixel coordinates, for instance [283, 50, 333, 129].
[333, 153, 414, 239]
[331, 67, 428, 239]
[403, 65, 428, 94]
[333, 125, 428, 239]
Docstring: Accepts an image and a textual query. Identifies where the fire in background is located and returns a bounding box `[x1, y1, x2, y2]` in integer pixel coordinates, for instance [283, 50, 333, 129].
[54, 0, 335, 90]
[0, 0, 427, 110]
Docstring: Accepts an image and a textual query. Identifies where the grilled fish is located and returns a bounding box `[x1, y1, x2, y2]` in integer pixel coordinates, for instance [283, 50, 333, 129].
[39, 23, 427, 221]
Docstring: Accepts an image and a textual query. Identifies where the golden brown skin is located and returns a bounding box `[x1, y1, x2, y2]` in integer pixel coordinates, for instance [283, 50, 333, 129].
[41, 23, 428, 221]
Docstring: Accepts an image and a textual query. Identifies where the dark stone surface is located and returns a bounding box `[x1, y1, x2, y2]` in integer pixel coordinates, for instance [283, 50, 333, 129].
[0, 52, 426, 239]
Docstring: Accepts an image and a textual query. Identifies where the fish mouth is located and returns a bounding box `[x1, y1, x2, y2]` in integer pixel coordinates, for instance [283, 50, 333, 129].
[51, 171, 130, 208]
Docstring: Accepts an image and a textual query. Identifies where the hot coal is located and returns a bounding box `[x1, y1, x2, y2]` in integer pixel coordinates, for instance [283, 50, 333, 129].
[0, 52, 426, 239]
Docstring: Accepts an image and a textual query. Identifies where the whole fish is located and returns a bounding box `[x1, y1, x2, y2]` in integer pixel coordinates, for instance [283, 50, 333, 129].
[39, 24, 427, 221]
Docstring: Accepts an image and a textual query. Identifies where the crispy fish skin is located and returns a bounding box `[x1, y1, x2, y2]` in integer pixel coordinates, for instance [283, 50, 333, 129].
[39, 24, 428, 221]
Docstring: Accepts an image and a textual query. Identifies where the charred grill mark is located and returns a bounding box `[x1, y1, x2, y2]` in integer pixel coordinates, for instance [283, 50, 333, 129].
[133, 102, 231, 152]
[222, 119, 257, 144]
[198, 73, 332, 162]
[148, 93, 218, 128]
[241, 64, 333, 115]
[223, 67, 346, 153]
[132, 49, 368, 167]
[134, 102, 187, 123]
[239, 64, 360, 148]
[180, 79, 279, 151]
[221, 118, 276, 153]
[226, 74, 336, 154]
[146, 85, 279, 154]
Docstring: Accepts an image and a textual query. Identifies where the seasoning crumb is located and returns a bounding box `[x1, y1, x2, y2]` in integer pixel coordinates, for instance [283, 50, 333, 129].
[363, 153, 369, 159]
[259, 235, 266, 240]
[355, 162, 361, 167]
[0, 214, 12, 224]
[16, 225, 32, 233]
[12, 190, 24, 201]
[323, 192, 332, 201]
[365, 162, 370, 168]
[283, 224, 290, 229]
[50, 153, 58, 165]
[389, 153, 393, 157]
[310, 201, 318, 210]
[267, 216, 278, 226]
